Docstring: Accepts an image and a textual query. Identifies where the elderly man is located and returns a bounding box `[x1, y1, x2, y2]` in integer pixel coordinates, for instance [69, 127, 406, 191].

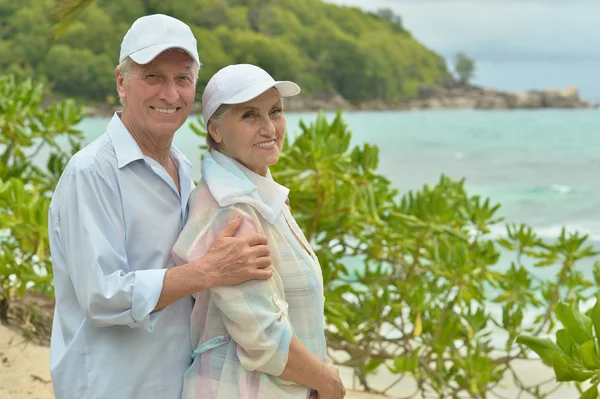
[48, 15, 273, 398]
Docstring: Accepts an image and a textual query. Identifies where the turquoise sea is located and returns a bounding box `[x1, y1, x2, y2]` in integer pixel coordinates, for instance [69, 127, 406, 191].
[75, 109, 599, 283]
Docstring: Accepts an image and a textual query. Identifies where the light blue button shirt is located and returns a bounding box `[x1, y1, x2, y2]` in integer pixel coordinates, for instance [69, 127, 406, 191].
[48, 113, 195, 399]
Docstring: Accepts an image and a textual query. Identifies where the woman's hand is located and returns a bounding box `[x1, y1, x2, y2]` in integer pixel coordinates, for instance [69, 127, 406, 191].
[316, 372, 345, 399]
[311, 362, 345, 399]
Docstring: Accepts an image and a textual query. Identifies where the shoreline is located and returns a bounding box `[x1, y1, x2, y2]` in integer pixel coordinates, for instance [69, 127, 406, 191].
[82, 84, 596, 117]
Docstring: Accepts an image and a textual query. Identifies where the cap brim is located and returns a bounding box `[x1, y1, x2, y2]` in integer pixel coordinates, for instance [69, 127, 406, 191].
[128, 43, 200, 66]
[222, 81, 301, 105]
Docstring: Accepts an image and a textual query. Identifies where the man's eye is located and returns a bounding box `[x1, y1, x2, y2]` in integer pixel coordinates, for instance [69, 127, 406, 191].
[243, 112, 255, 119]
[272, 108, 282, 114]
[146, 74, 158, 79]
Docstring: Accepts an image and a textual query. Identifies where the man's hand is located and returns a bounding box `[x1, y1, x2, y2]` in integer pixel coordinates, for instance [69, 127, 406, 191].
[201, 214, 273, 286]
[154, 214, 272, 311]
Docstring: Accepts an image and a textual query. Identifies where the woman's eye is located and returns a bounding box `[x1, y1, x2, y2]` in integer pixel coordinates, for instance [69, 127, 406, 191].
[243, 112, 255, 119]
[272, 108, 283, 114]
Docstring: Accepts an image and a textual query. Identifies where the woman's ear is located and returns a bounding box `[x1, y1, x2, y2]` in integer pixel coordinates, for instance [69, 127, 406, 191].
[207, 120, 222, 144]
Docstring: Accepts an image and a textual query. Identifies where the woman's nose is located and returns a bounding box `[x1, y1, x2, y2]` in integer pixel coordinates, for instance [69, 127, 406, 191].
[260, 117, 277, 136]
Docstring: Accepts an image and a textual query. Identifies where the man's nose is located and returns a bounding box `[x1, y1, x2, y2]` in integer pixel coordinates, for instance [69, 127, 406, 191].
[159, 81, 179, 104]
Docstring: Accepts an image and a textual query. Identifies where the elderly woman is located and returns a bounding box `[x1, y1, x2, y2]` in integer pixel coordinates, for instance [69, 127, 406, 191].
[172, 64, 345, 399]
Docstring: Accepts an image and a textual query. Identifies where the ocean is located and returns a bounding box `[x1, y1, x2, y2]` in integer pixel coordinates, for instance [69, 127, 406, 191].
[76, 109, 600, 277]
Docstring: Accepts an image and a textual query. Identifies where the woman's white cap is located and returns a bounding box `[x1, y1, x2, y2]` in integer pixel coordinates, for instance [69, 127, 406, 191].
[119, 14, 200, 66]
[202, 64, 301, 123]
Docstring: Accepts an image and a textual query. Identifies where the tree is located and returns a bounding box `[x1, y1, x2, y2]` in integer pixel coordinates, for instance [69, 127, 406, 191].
[372, 8, 404, 33]
[454, 52, 475, 85]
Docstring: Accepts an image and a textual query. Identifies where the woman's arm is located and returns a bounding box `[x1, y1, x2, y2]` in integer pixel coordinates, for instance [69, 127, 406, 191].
[281, 336, 346, 399]
[173, 205, 343, 395]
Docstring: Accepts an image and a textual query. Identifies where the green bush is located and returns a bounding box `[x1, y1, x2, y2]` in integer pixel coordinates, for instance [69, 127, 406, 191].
[0, 75, 82, 321]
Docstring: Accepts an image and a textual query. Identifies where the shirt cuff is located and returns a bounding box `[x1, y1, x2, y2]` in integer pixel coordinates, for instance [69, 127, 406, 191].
[130, 268, 167, 332]
[267, 322, 293, 376]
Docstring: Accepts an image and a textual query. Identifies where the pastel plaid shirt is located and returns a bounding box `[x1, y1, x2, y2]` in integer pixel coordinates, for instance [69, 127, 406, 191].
[172, 150, 327, 399]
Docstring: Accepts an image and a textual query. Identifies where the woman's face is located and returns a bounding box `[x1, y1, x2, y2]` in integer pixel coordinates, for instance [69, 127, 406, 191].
[209, 88, 286, 176]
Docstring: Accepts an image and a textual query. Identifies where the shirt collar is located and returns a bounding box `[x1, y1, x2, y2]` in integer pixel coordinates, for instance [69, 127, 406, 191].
[203, 150, 289, 224]
[106, 112, 192, 173]
[106, 113, 144, 169]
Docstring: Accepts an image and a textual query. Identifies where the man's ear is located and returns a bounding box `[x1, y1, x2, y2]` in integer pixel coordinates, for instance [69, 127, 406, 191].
[207, 120, 223, 144]
[116, 68, 126, 103]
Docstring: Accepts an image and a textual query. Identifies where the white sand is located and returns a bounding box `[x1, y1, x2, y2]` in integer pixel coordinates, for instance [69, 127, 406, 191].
[0, 323, 579, 399]
[0, 324, 54, 399]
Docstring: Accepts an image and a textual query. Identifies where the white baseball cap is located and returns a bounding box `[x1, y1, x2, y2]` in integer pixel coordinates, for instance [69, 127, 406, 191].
[202, 64, 301, 123]
[119, 14, 200, 66]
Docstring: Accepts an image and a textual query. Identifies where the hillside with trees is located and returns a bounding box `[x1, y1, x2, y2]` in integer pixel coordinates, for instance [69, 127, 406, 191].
[0, 0, 451, 105]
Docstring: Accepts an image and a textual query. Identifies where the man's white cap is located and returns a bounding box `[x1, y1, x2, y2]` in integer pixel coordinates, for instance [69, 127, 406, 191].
[202, 64, 301, 123]
[119, 14, 200, 66]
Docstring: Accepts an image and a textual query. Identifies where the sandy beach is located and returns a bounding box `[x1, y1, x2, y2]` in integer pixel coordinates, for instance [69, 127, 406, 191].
[0, 322, 579, 399]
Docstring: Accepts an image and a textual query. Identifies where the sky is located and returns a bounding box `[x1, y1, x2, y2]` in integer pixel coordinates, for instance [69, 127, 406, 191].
[328, 0, 600, 101]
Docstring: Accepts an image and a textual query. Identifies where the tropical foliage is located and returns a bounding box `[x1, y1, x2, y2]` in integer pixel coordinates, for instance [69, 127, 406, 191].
[0, 75, 82, 322]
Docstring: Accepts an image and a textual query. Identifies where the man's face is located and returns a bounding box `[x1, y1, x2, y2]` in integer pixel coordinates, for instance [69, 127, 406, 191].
[116, 50, 196, 139]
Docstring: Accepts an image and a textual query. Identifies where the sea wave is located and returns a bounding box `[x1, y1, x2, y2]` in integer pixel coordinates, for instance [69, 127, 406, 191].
[524, 184, 584, 196]
[550, 184, 573, 194]
[487, 221, 600, 242]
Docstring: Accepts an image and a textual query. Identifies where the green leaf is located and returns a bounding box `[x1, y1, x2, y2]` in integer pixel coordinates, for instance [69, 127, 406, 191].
[516, 335, 563, 366]
[592, 295, 600, 353]
[556, 329, 577, 358]
[551, 352, 595, 382]
[579, 383, 599, 399]
[556, 301, 593, 345]
[580, 340, 600, 370]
